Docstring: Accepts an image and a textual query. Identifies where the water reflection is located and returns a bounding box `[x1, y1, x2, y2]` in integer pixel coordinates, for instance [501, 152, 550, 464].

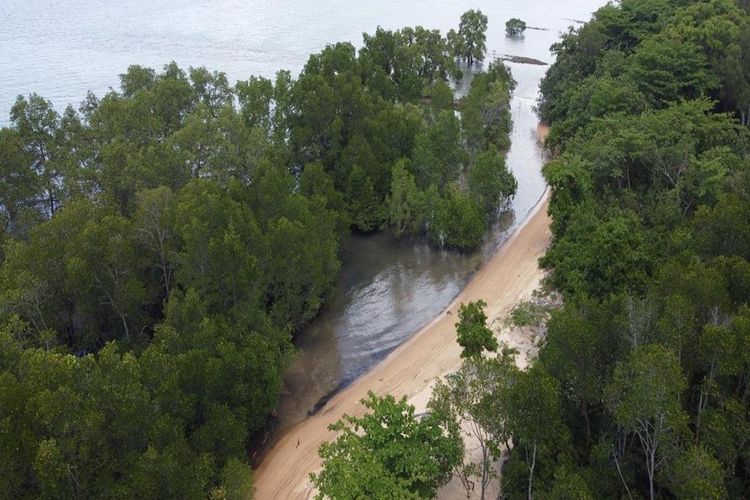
[275, 220, 501, 431]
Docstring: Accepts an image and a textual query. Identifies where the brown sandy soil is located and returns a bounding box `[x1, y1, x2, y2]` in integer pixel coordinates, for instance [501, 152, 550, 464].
[537, 122, 550, 144]
[253, 190, 552, 499]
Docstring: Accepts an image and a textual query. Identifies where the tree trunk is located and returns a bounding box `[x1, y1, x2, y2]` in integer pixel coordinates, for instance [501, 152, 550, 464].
[648, 442, 656, 500]
[480, 452, 487, 500]
[696, 361, 716, 439]
[582, 400, 591, 444]
[613, 445, 634, 500]
[48, 190, 56, 218]
[66, 464, 82, 500]
[528, 442, 536, 500]
[160, 260, 171, 297]
[635, 418, 661, 500]
[118, 309, 130, 338]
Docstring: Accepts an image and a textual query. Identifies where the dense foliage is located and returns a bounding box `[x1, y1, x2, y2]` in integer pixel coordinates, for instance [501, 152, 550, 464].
[311, 392, 462, 499]
[0, 73, 339, 498]
[505, 19, 528, 37]
[499, 0, 750, 498]
[0, 12, 515, 498]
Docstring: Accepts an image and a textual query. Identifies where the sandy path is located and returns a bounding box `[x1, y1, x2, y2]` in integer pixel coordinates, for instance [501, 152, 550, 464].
[253, 187, 552, 499]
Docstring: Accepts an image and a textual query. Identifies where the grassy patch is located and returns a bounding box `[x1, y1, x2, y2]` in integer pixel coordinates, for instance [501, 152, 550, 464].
[510, 301, 548, 327]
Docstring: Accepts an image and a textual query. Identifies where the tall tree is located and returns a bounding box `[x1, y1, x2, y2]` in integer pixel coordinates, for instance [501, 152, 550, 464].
[606, 345, 688, 500]
[467, 148, 517, 215]
[455, 10, 489, 66]
[429, 353, 518, 499]
[10, 94, 62, 218]
[506, 364, 569, 500]
[386, 159, 425, 236]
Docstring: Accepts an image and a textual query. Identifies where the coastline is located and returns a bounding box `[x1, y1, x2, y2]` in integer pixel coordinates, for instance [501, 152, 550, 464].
[253, 123, 552, 497]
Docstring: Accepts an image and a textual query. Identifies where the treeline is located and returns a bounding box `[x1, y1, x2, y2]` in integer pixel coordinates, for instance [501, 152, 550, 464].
[0, 74, 340, 498]
[309, 1, 750, 499]
[0, 11, 516, 499]
[502, 0, 750, 498]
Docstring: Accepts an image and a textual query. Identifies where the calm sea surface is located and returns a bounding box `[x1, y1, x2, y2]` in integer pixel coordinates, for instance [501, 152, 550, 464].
[1, 0, 606, 433]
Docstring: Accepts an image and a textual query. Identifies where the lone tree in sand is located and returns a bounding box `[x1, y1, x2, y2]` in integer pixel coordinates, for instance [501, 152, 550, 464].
[506, 18, 527, 37]
[456, 299, 498, 358]
[448, 9, 488, 66]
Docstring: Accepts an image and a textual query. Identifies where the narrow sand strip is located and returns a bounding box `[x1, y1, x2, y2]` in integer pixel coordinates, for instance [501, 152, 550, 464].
[253, 187, 552, 499]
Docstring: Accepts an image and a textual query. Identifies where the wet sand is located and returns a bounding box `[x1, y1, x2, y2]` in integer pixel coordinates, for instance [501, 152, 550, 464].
[253, 185, 552, 499]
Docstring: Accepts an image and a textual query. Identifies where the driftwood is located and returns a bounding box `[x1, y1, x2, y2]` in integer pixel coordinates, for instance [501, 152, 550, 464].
[497, 54, 548, 66]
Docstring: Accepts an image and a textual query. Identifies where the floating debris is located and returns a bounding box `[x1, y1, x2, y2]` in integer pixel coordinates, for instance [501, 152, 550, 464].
[497, 54, 548, 66]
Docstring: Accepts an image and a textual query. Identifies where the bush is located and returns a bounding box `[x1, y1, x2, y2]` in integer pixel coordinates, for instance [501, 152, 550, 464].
[506, 18, 527, 37]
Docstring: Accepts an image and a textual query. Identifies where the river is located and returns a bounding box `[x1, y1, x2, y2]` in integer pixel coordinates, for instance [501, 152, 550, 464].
[1, 0, 605, 438]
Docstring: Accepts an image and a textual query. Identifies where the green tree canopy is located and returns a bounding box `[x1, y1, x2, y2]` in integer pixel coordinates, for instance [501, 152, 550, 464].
[450, 10, 489, 66]
[311, 391, 463, 499]
[455, 299, 498, 358]
[505, 18, 527, 37]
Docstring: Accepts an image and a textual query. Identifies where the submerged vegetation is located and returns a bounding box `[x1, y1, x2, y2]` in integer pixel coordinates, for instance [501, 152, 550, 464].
[0, 10, 515, 498]
[505, 18, 528, 37]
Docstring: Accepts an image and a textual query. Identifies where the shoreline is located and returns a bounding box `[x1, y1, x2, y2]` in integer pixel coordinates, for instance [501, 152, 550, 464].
[252, 126, 553, 497]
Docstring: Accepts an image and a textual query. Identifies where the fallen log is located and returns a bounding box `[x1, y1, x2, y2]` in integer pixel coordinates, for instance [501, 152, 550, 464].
[497, 54, 548, 66]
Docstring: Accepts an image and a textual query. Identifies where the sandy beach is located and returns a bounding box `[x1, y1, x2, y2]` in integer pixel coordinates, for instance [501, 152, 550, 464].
[253, 150, 553, 498]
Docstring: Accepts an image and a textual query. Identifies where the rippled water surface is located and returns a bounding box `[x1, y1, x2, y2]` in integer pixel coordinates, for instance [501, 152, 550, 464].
[1, 0, 606, 433]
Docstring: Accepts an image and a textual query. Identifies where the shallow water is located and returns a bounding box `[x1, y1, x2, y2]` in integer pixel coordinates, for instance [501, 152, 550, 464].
[4, 0, 598, 124]
[1, 0, 606, 433]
